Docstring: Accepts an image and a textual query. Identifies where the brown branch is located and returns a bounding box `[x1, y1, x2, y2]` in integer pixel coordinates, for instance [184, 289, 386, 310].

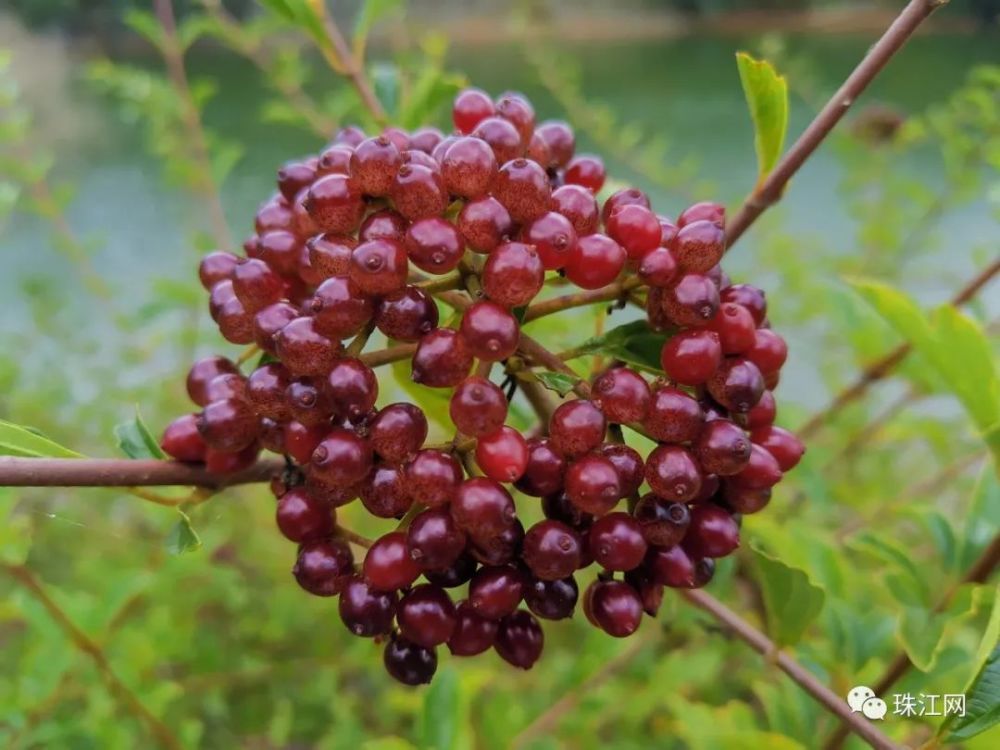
[823, 530, 1000, 749]
[510, 628, 657, 748]
[361, 342, 416, 368]
[725, 0, 950, 250]
[522, 278, 643, 323]
[0, 457, 282, 488]
[198, 0, 336, 138]
[313, 3, 387, 126]
[681, 589, 901, 750]
[153, 0, 234, 251]
[798, 255, 1000, 440]
[4, 564, 182, 750]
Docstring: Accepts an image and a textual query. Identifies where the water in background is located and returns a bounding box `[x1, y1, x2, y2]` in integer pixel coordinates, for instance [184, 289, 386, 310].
[1, 21, 997, 432]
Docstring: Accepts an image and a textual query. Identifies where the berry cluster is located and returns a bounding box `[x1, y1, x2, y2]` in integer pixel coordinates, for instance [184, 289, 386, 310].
[160, 87, 804, 686]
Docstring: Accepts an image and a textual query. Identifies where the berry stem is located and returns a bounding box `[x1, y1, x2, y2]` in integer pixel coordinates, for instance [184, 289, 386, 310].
[522, 277, 644, 323]
[797, 255, 999, 440]
[680, 589, 901, 750]
[361, 343, 417, 368]
[335, 525, 373, 549]
[725, 0, 950, 251]
[415, 272, 464, 294]
[3, 562, 184, 750]
[236, 344, 260, 367]
[346, 322, 376, 357]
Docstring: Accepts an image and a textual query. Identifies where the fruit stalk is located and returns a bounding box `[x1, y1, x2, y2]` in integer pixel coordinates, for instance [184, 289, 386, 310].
[725, 0, 951, 250]
[0, 456, 283, 488]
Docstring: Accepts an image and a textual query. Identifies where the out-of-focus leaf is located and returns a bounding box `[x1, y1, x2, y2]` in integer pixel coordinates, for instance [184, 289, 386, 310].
[371, 63, 400, 120]
[0, 420, 81, 458]
[353, 0, 404, 64]
[569, 319, 672, 375]
[165, 510, 201, 555]
[850, 280, 1000, 464]
[0, 490, 32, 565]
[749, 545, 825, 646]
[736, 52, 789, 184]
[940, 585, 1000, 741]
[114, 407, 166, 460]
[124, 9, 165, 51]
[258, 0, 329, 53]
[419, 665, 459, 750]
[532, 371, 579, 397]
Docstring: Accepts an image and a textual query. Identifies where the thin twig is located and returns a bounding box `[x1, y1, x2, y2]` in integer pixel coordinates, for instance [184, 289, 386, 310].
[4, 564, 182, 750]
[725, 0, 951, 250]
[823, 530, 1000, 749]
[510, 629, 657, 748]
[522, 278, 643, 323]
[797, 255, 1000, 440]
[0, 457, 282, 488]
[681, 589, 901, 750]
[153, 0, 233, 250]
[313, 2, 387, 125]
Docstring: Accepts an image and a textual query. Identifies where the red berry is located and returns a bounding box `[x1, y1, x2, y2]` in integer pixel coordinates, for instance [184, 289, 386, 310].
[404, 449, 463, 507]
[458, 196, 513, 254]
[398, 584, 457, 647]
[683, 505, 740, 559]
[515, 438, 566, 497]
[678, 201, 725, 229]
[522, 519, 582, 581]
[707, 302, 757, 354]
[276, 488, 334, 543]
[339, 577, 397, 637]
[293, 538, 353, 597]
[390, 164, 449, 221]
[411, 328, 473, 388]
[459, 301, 520, 362]
[448, 600, 498, 656]
[524, 576, 578, 620]
[350, 135, 401, 196]
[660, 329, 722, 385]
[496, 92, 535, 147]
[564, 454, 621, 515]
[451, 478, 516, 538]
[588, 512, 647, 571]
[198, 251, 238, 290]
[720, 284, 767, 325]
[564, 154, 605, 192]
[494, 610, 544, 669]
[750, 425, 804, 471]
[593, 367, 651, 424]
[672, 219, 725, 273]
[305, 174, 364, 234]
[598, 443, 645, 497]
[482, 241, 544, 307]
[606, 204, 661, 260]
[696, 419, 752, 476]
[746, 329, 788, 375]
[493, 158, 551, 224]
[747, 390, 777, 429]
[469, 565, 525, 619]
[525, 211, 578, 271]
[359, 208, 408, 243]
[638, 246, 679, 287]
[659, 273, 720, 327]
[369, 402, 428, 463]
[644, 444, 702, 502]
[643, 386, 704, 443]
[449, 376, 508, 437]
[535, 120, 575, 167]
[587, 580, 643, 637]
[384, 634, 437, 685]
[364, 531, 422, 591]
[309, 427, 372, 485]
[550, 184, 599, 236]
[707, 357, 765, 414]
[160, 414, 207, 462]
[374, 286, 439, 342]
[475, 425, 529, 482]
[730, 443, 783, 490]
[441, 136, 498, 198]
[453, 88, 495, 134]
[565, 233, 626, 290]
[349, 239, 408, 296]
[472, 117, 522, 165]
[633, 494, 690, 547]
[407, 507, 467, 572]
[360, 464, 412, 518]
[549, 399, 607, 457]
[601, 188, 650, 225]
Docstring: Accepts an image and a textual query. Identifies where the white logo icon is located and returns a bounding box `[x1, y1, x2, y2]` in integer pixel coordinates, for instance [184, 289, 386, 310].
[847, 685, 876, 712]
[862, 697, 887, 720]
[847, 686, 887, 720]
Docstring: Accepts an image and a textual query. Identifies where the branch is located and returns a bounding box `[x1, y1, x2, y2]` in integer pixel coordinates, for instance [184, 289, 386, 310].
[725, 0, 949, 250]
[798, 255, 1000, 440]
[823, 530, 1000, 749]
[314, 3, 387, 126]
[681, 589, 901, 750]
[4, 563, 182, 750]
[0, 457, 282, 488]
[522, 277, 643, 323]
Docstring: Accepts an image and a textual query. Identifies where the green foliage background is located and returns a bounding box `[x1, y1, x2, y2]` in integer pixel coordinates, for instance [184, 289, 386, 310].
[0, 1, 998, 748]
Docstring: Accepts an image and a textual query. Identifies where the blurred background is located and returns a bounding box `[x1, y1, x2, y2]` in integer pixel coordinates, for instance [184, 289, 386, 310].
[1, 1, 998, 749]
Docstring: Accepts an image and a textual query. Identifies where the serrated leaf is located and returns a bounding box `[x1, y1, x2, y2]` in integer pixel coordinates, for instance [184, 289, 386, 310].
[941, 585, 1000, 741]
[114, 407, 166, 460]
[0, 420, 81, 458]
[571, 319, 673, 375]
[419, 665, 459, 750]
[749, 545, 825, 647]
[165, 510, 201, 555]
[533, 370, 579, 397]
[850, 279, 1000, 464]
[736, 52, 789, 184]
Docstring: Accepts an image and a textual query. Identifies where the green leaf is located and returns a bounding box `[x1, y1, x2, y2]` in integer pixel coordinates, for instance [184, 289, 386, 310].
[258, 0, 330, 53]
[353, 0, 404, 63]
[419, 665, 458, 749]
[165, 510, 201, 555]
[124, 9, 165, 51]
[941, 585, 1000, 741]
[0, 419, 82, 458]
[114, 407, 166, 460]
[570, 320, 673, 375]
[532, 371, 579, 397]
[749, 545, 825, 647]
[0, 489, 32, 565]
[850, 279, 1000, 464]
[736, 52, 789, 184]
[371, 63, 400, 120]
[898, 606, 947, 672]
